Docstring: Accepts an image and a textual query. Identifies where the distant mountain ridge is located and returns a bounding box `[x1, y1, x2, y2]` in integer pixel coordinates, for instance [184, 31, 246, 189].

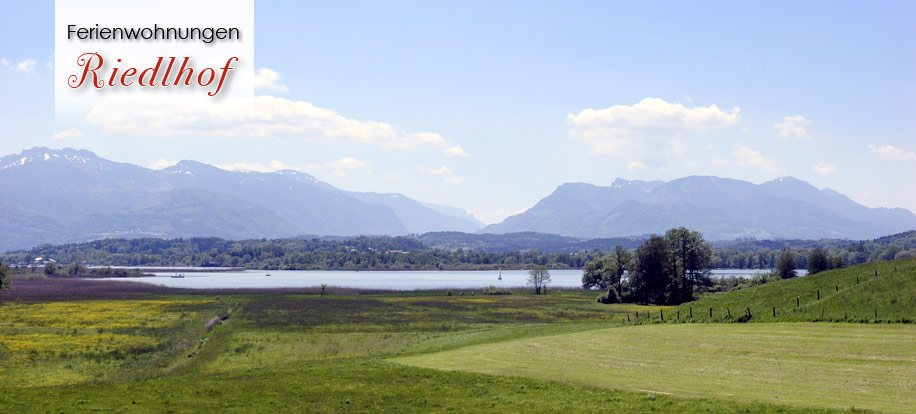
[0, 147, 483, 252]
[482, 176, 916, 241]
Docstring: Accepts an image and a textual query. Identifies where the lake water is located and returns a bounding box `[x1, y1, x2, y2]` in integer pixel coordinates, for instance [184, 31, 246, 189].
[99, 268, 786, 290]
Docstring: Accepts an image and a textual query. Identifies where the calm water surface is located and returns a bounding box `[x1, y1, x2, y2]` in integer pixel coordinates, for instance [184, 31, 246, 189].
[100, 268, 785, 290]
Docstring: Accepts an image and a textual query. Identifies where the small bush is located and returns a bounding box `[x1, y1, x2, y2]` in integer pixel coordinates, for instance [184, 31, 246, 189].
[738, 271, 777, 289]
[482, 286, 512, 295]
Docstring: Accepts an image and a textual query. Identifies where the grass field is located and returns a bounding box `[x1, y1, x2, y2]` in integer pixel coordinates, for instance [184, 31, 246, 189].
[394, 322, 916, 413]
[674, 258, 916, 323]
[1, 270, 912, 413]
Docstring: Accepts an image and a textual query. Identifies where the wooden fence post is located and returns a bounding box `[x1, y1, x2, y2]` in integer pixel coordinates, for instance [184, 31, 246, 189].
[835, 285, 838, 292]
[660, 310, 664, 321]
[709, 307, 712, 318]
[856, 276, 859, 284]
[772, 306, 776, 317]
[875, 309, 878, 319]
[796, 297, 799, 307]
[690, 307, 693, 318]
[817, 290, 820, 300]
[746, 307, 751, 318]
[726, 307, 731, 318]
[677, 310, 680, 320]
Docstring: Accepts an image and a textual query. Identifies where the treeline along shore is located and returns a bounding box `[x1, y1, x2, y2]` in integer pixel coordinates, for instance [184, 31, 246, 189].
[2, 230, 913, 272]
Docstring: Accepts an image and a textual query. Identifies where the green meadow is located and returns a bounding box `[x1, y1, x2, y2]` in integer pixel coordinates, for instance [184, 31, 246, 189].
[395, 323, 916, 413]
[674, 258, 916, 323]
[2, 259, 915, 413]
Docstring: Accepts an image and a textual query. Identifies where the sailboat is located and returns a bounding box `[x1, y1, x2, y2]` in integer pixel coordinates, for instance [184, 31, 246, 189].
[498, 268, 502, 281]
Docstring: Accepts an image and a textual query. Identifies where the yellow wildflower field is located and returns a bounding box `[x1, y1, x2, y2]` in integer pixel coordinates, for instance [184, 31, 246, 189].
[0, 300, 212, 363]
[0, 299, 210, 330]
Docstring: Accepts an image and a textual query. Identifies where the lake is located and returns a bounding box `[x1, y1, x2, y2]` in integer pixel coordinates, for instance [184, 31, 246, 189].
[98, 268, 784, 290]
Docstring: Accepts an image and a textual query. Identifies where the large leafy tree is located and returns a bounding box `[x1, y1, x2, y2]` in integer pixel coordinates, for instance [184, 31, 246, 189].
[581, 255, 610, 290]
[632, 235, 672, 305]
[581, 245, 632, 302]
[665, 227, 712, 303]
[607, 245, 631, 302]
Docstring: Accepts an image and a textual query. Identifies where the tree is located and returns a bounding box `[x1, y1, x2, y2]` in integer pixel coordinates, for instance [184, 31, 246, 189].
[581, 247, 631, 303]
[44, 261, 58, 276]
[829, 255, 846, 270]
[0, 261, 10, 299]
[67, 261, 87, 276]
[775, 246, 797, 279]
[608, 245, 631, 301]
[631, 235, 672, 305]
[665, 227, 712, 303]
[807, 248, 829, 275]
[581, 255, 609, 290]
[528, 265, 551, 294]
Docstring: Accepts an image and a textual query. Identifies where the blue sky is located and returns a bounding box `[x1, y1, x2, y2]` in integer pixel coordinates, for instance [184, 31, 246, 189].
[2, 1, 914, 223]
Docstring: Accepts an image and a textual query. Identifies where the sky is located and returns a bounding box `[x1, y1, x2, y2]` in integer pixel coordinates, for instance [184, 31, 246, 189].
[1, 1, 914, 224]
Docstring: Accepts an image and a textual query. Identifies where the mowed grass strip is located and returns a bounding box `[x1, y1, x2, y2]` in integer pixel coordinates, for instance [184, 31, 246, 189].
[393, 323, 916, 413]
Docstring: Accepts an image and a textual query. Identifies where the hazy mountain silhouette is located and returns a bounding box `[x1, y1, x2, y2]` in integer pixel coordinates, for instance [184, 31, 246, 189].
[0, 147, 483, 251]
[482, 176, 916, 240]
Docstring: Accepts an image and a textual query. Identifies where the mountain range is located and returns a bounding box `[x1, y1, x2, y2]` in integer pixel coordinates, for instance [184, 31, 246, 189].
[0, 147, 483, 252]
[482, 176, 916, 241]
[3, 147, 914, 252]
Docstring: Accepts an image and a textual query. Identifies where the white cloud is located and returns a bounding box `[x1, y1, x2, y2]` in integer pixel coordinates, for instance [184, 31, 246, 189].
[811, 161, 837, 176]
[148, 159, 177, 170]
[774, 115, 811, 139]
[384, 173, 402, 181]
[445, 145, 470, 157]
[12, 58, 37, 73]
[85, 95, 448, 149]
[711, 157, 730, 166]
[626, 161, 647, 171]
[567, 98, 740, 165]
[868, 144, 916, 161]
[216, 160, 302, 173]
[569, 98, 740, 131]
[302, 157, 368, 177]
[731, 144, 781, 173]
[253, 68, 289, 93]
[45, 61, 53, 72]
[52, 128, 84, 140]
[307, 157, 366, 171]
[418, 164, 464, 185]
[0, 58, 8, 66]
[418, 165, 453, 176]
